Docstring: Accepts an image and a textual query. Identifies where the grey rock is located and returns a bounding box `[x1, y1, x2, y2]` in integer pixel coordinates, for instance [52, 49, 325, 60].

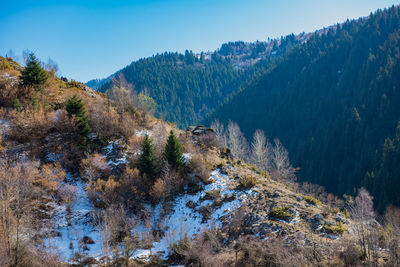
[272, 192, 280, 198]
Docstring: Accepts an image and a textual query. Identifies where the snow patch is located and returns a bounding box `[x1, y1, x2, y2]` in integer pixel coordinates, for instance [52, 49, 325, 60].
[132, 169, 257, 260]
[0, 119, 10, 135]
[181, 153, 192, 164]
[104, 139, 128, 167]
[135, 129, 152, 137]
[44, 173, 102, 261]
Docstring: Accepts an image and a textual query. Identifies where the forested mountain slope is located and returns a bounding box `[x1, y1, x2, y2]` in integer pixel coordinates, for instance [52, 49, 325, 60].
[206, 6, 400, 211]
[91, 35, 305, 128]
[1, 55, 374, 266]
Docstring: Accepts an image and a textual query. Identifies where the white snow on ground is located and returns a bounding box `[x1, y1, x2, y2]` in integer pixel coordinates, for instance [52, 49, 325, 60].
[45, 173, 102, 261]
[0, 73, 18, 86]
[181, 153, 192, 164]
[52, 110, 63, 122]
[45, 152, 62, 163]
[132, 169, 257, 260]
[0, 119, 10, 135]
[135, 129, 152, 137]
[44, 150, 254, 262]
[46, 140, 130, 261]
[104, 139, 128, 167]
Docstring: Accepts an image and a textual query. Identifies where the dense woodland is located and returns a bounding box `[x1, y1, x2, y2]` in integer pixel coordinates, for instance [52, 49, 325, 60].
[207, 6, 400, 211]
[95, 35, 302, 128]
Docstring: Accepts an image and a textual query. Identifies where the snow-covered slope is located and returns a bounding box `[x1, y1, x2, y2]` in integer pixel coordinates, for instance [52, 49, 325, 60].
[133, 169, 257, 260]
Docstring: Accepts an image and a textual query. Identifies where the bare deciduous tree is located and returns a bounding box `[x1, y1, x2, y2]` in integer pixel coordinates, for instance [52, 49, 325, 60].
[227, 121, 248, 160]
[350, 188, 376, 260]
[106, 86, 135, 114]
[271, 138, 295, 181]
[210, 119, 227, 147]
[385, 205, 400, 266]
[44, 58, 59, 76]
[250, 129, 271, 171]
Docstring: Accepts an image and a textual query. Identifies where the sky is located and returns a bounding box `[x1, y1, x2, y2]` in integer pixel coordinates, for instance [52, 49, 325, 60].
[1, 0, 399, 82]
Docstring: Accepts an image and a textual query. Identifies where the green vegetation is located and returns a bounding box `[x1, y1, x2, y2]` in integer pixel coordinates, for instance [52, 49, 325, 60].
[137, 92, 156, 114]
[203, 189, 221, 200]
[303, 195, 322, 206]
[238, 175, 257, 189]
[97, 35, 301, 128]
[20, 53, 48, 90]
[268, 206, 294, 221]
[2, 58, 10, 69]
[65, 95, 91, 142]
[345, 209, 350, 219]
[31, 94, 39, 111]
[207, 6, 400, 211]
[13, 98, 21, 112]
[139, 134, 158, 180]
[164, 130, 184, 169]
[324, 222, 347, 235]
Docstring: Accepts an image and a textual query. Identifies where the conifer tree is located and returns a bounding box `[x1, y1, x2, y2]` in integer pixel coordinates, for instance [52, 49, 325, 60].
[164, 130, 184, 169]
[65, 95, 91, 141]
[13, 98, 21, 112]
[20, 53, 48, 90]
[31, 94, 39, 111]
[139, 134, 158, 180]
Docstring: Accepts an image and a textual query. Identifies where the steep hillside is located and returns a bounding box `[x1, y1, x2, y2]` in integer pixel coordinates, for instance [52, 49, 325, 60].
[89, 34, 306, 128]
[206, 6, 400, 211]
[2, 55, 395, 266]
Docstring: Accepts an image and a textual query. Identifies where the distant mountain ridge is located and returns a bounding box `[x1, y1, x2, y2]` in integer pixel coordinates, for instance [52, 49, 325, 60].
[86, 30, 324, 127]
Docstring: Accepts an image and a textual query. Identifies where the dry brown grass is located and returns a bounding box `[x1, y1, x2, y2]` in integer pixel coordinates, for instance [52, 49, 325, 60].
[9, 108, 55, 143]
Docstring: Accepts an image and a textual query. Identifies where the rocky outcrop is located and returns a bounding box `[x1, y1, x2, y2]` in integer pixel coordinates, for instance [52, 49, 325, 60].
[187, 125, 215, 136]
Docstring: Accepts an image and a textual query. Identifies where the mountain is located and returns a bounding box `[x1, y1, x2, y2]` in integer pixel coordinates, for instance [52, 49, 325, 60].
[86, 77, 109, 90]
[88, 34, 309, 128]
[1, 55, 373, 266]
[206, 6, 400, 211]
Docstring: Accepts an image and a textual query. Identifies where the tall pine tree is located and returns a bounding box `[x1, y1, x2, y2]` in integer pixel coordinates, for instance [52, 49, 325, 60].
[139, 134, 158, 180]
[20, 53, 48, 90]
[164, 130, 184, 169]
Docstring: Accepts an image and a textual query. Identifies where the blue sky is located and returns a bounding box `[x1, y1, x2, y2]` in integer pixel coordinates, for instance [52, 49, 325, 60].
[1, 0, 398, 82]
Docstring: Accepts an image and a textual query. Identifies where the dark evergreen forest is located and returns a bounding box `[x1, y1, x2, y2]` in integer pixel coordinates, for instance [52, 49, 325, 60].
[97, 35, 301, 127]
[207, 6, 400, 211]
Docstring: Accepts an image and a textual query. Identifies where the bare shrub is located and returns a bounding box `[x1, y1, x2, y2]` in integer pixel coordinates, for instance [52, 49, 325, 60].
[87, 167, 145, 209]
[340, 243, 362, 266]
[235, 236, 310, 267]
[33, 163, 65, 194]
[80, 153, 111, 183]
[0, 75, 19, 107]
[176, 230, 224, 267]
[9, 108, 54, 143]
[88, 102, 120, 140]
[0, 160, 63, 266]
[188, 154, 211, 183]
[197, 131, 221, 148]
[150, 178, 168, 203]
[163, 169, 186, 197]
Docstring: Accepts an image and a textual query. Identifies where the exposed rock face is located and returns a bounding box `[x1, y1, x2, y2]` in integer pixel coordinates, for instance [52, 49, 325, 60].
[311, 214, 323, 230]
[187, 125, 215, 136]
